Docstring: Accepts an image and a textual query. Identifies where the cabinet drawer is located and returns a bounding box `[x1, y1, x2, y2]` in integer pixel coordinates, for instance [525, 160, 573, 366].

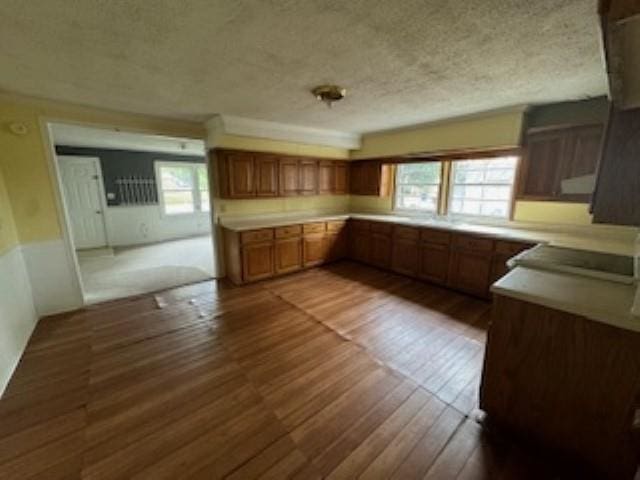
[420, 228, 451, 245]
[303, 222, 326, 234]
[350, 219, 370, 232]
[494, 240, 533, 256]
[275, 225, 302, 239]
[453, 234, 494, 252]
[394, 225, 419, 241]
[327, 220, 347, 233]
[240, 228, 274, 244]
[370, 221, 392, 235]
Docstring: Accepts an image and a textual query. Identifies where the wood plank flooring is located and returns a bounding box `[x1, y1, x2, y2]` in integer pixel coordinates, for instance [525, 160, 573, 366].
[0, 261, 569, 479]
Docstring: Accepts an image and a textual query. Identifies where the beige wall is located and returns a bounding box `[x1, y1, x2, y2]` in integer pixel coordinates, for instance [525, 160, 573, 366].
[351, 110, 524, 159]
[0, 93, 205, 245]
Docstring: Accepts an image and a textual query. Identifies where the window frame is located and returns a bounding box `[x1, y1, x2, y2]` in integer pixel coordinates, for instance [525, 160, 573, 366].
[392, 161, 445, 217]
[155, 161, 210, 216]
[392, 155, 520, 221]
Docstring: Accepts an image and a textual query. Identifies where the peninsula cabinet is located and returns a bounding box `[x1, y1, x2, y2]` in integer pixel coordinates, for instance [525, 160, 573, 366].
[481, 294, 640, 479]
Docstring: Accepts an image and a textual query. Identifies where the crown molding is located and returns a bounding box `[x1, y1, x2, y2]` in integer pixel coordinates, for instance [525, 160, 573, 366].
[205, 114, 361, 150]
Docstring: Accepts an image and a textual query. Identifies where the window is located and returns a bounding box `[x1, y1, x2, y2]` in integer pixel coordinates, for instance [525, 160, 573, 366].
[156, 162, 210, 215]
[393, 155, 518, 219]
[449, 157, 518, 219]
[394, 162, 442, 213]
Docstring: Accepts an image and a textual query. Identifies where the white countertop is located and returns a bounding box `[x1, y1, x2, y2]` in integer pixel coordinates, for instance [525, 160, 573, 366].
[492, 267, 640, 332]
[219, 211, 636, 256]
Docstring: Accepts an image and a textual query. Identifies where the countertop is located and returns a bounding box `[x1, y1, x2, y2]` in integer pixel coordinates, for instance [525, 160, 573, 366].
[492, 267, 640, 332]
[219, 212, 636, 256]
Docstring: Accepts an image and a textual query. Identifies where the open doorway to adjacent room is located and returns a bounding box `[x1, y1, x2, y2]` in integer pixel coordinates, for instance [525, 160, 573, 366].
[49, 122, 215, 304]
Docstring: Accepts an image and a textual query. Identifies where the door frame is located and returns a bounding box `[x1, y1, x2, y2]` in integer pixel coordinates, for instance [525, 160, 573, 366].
[57, 155, 110, 249]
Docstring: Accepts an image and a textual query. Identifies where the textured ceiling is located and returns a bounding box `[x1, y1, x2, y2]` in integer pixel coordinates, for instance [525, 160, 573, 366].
[0, 0, 607, 133]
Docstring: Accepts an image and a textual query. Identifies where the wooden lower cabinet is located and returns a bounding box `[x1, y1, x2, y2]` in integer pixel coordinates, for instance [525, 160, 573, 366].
[391, 238, 419, 276]
[242, 241, 275, 282]
[275, 237, 302, 274]
[418, 242, 451, 285]
[326, 232, 347, 261]
[349, 231, 370, 263]
[481, 295, 640, 479]
[303, 234, 326, 267]
[370, 233, 392, 268]
[448, 250, 492, 297]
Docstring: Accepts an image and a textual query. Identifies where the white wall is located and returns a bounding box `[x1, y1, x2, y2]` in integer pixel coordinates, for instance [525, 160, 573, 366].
[103, 206, 211, 247]
[0, 246, 38, 396]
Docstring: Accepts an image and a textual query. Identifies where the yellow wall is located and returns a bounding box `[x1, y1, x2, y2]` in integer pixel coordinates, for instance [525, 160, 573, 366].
[351, 110, 524, 159]
[513, 201, 593, 225]
[215, 134, 349, 159]
[0, 93, 204, 244]
[0, 167, 18, 255]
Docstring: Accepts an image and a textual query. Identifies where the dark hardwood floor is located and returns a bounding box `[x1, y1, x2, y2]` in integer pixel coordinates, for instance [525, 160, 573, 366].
[0, 261, 568, 479]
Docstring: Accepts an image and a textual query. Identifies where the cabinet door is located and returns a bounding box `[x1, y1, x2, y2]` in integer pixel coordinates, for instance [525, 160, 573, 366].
[559, 125, 602, 201]
[349, 230, 370, 263]
[448, 251, 492, 297]
[279, 158, 299, 196]
[418, 243, 450, 285]
[303, 234, 326, 267]
[326, 231, 347, 262]
[254, 155, 278, 197]
[299, 159, 319, 195]
[519, 131, 566, 199]
[349, 162, 364, 194]
[391, 238, 419, 277]
[362, 161, 382, 195]
[335, 162, 349, 194]
[318, 160, 335, 195]
[275, 238, 302, 274]
[226, 151, 255, 198]
[370, 233, 392, 268]
[242, 241, 274, 282]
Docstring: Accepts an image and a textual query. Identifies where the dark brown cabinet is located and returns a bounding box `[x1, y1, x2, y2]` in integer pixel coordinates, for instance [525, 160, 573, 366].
[447, 234, 494, 298]
[326, 220, 348, 261]
[518, 124, 603, 202]
[242, 241, 274, 282]
[349, 220, 370, 263]
[350, 160, 392, 196]
[370, 234, 392, 269]
[490, 240, 533, 284]
[335, 162, 349, 194]
[418, 243, 450, 285]
[391, 226, 420, 276]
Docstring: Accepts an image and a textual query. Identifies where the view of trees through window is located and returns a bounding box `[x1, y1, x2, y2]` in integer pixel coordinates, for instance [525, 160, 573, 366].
[157, 162, 209, 215]
[394, 156, 518, 219]
[394, 162, 442, 212]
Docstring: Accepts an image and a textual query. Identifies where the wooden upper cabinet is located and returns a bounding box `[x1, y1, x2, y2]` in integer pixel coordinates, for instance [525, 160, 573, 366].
[279, 158, 300, 196]
[335, 162, 349, 194]
[254, 155, 278, 197]
[318, 160, 335, 195]
[299, 159, 319, 195]
[350, 160, 392, 196]
[518, 130, 565, 199]
[518, 125, 603, 202]
[224, 151, 255, 198]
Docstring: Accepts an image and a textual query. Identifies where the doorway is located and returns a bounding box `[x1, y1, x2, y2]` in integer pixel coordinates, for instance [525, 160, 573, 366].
[50, 122, 216, 305]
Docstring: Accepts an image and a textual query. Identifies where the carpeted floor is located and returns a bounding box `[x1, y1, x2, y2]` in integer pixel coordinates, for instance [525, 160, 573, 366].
[78, 235, 215, 304]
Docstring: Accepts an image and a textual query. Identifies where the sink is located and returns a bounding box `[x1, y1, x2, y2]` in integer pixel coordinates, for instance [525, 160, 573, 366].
[511, 245, 636, 285]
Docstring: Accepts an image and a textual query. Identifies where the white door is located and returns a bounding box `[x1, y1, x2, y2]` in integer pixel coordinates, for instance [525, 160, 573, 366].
[58, 156, 108, 249]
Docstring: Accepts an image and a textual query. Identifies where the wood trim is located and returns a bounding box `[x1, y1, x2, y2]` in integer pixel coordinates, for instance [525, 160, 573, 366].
[353, 147, 521, 165]
[525, 123, 604, 135]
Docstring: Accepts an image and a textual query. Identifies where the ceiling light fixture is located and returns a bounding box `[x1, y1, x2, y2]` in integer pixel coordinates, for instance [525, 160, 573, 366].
[312, 85, 346, 108]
